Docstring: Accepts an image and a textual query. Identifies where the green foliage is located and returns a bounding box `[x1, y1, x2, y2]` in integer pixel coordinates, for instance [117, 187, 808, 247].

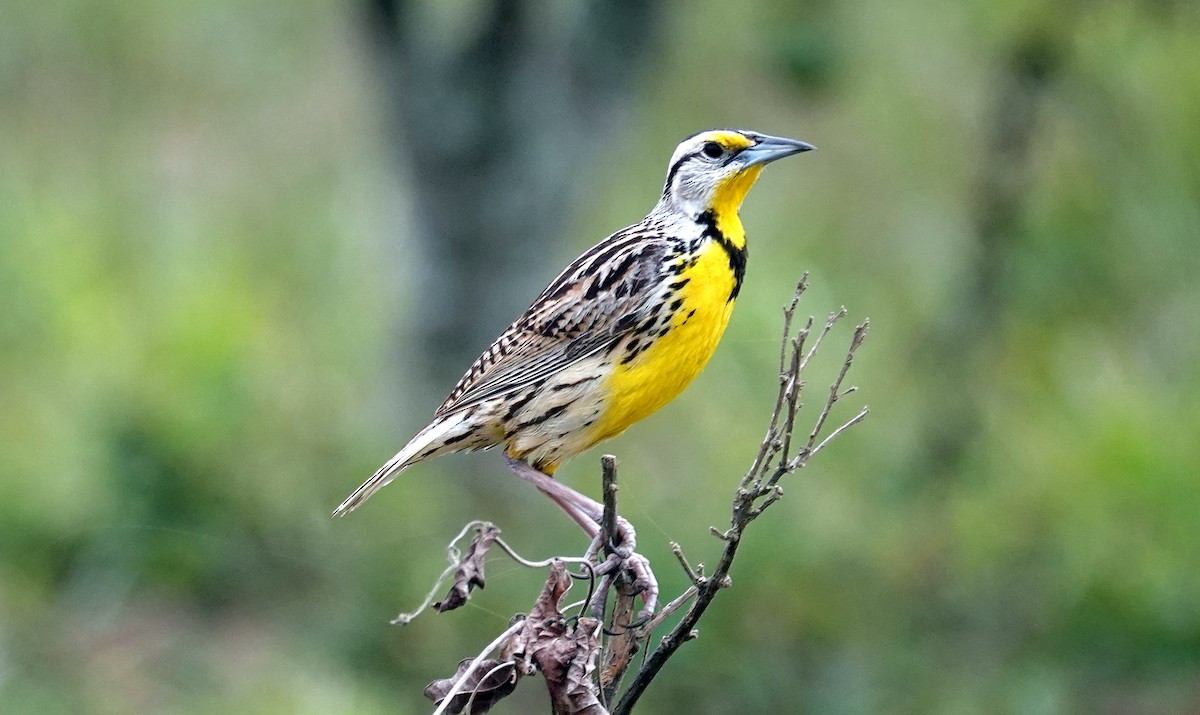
[2, 0, 1198, 712]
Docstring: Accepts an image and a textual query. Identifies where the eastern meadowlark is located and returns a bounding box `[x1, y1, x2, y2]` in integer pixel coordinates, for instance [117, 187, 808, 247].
[336, 129, 813, 609]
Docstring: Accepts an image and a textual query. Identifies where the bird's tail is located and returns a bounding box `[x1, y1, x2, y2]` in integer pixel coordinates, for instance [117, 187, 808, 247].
[333, 412, 480, 516]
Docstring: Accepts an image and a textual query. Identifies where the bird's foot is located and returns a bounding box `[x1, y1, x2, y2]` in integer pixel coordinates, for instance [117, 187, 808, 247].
[623, 551, 659, 621]
[504, 455, 658, 616]
[607, 516, 658, 619]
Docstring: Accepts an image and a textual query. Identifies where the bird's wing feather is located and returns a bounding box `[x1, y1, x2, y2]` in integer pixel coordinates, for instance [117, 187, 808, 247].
[435, 228, 673, 415]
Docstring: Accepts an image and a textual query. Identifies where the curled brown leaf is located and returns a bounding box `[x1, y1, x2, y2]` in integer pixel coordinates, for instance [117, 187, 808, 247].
[538, 616, 606, 715]
[505, 562, 608, 714]
[435, 523, 501, 613]
[424, 657, 519, 715]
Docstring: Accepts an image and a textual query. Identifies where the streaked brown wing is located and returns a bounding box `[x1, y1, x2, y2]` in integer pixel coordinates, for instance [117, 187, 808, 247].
[435, 228, 672, 416]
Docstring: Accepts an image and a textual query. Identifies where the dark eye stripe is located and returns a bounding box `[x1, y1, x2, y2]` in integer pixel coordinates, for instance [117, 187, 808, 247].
[663, 152, 696, 195]
[662, 142, 740, 195]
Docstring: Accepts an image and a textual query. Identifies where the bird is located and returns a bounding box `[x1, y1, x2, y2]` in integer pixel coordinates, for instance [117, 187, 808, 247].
[335, 129, 813, 608]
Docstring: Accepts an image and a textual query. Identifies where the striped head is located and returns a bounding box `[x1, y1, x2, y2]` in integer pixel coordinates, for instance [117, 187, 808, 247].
[659, 129, 815, 218]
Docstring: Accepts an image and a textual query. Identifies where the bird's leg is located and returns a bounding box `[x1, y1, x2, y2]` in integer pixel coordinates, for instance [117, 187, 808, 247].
[504, 456, 601, 536]
[504, 456, 659, 617]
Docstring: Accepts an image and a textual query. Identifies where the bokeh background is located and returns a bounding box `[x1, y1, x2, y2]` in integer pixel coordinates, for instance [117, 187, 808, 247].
[3, 0, 1199, 712]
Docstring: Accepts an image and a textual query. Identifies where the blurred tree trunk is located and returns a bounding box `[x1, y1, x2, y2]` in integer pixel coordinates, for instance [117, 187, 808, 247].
[922, 29, 1064, 473]
[363, 0, 662, 384]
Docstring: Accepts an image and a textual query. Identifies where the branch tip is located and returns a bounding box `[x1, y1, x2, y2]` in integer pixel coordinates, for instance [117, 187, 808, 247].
[670, 542, 706, 587]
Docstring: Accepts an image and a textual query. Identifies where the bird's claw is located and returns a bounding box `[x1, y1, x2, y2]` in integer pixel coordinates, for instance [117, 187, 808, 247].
[623, 551, 659, 618]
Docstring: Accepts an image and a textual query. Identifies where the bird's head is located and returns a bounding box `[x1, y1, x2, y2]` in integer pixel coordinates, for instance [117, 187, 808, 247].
[659, 129, 815, 218]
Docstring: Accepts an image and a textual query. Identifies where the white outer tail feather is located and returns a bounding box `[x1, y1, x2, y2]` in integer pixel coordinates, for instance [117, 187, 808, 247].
[333, 413, 469, 516]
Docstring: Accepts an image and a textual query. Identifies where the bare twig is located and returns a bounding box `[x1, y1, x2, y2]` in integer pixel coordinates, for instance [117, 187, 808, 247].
[491, 537, 591, 570]
[670, 542, 705, 587]
[593, 457, 647, 706]
[397, 521, 595, 626]
[747, 484, 784, 521]
[806, 405, 870, 462]
[612, 280, 869, 714]
[637, 585, 699, 635]
[600, 455, 619, 553]
[743, 274, 809, 490]
[802, 320, 870, 455]
[598, 579, 639, 705]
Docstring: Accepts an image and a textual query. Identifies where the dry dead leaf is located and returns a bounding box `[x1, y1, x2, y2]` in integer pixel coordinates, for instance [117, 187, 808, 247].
[435, 523, 501, 613]
[505, 562, 608, 714]
[424, 657, 519, 714]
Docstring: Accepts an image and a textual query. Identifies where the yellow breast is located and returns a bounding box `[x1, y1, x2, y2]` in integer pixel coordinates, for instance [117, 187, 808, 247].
[589, 239, 741, 444]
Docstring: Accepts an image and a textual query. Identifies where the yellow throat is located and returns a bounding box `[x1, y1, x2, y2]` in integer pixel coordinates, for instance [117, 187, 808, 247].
[588, 165, 762, 446]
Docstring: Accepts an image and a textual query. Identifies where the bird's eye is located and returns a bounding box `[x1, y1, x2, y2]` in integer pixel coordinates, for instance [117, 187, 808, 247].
[701, 141, 724, 159]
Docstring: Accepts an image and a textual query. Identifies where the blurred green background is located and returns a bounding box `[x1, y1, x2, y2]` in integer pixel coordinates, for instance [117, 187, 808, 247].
[3, 0, 1199, 713]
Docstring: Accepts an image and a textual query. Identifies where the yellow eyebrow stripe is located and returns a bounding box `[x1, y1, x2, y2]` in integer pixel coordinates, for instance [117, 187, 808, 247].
[705, 130, 753, 150]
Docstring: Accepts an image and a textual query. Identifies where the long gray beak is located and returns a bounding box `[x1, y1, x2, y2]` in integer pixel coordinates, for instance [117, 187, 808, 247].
[738, 134, 816, 168]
